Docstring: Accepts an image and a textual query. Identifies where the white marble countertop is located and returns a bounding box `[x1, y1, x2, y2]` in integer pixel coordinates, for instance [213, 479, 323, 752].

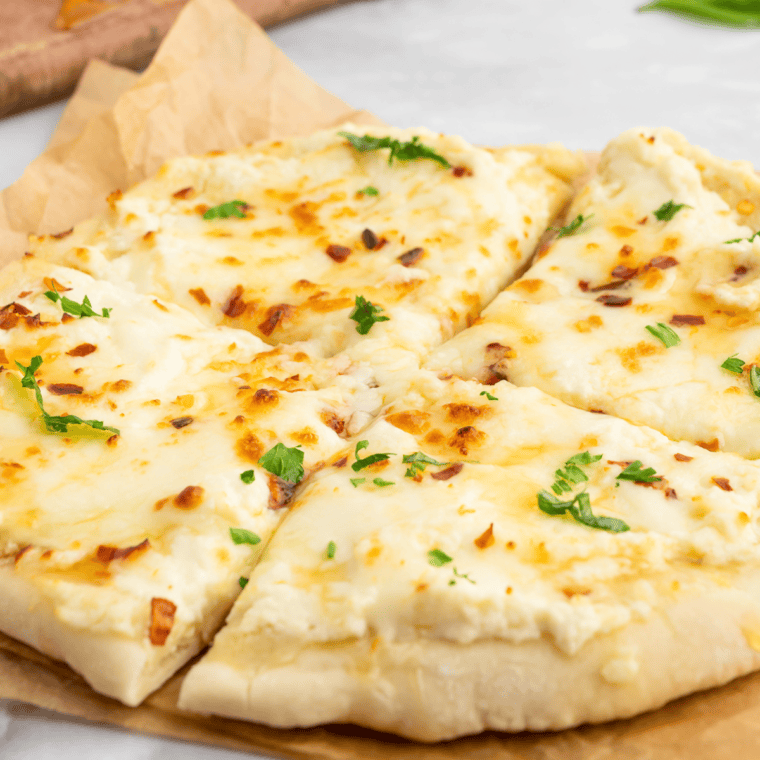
[2, 0, 760, 757]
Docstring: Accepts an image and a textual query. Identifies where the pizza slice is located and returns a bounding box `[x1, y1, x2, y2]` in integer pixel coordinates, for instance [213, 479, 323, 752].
[30, 125, 585, 382]
[178, 370, 760, 741]
[427, 127, 760, 458]
[0, 256, 380, 705]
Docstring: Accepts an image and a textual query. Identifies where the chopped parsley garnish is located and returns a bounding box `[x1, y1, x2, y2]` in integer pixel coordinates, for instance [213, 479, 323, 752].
[537, 490, 630, 533]
[403, 451, 447, 478]
[349, 295, 390, 335]
[549, 213, 593, 238]
[721, 355, 745, 374]
[449, 567, 476, 586]
[751, 365, 760, 398]
[15, 356, 119, 436]
[428, 548, 453, 567]
[550, 451, 602, 496]
[653, 200, 691, 221]
[240, 469, 255, 484]
[339, 132, 451, 168]
[373, 477, 394, 487]
[238, 577, 248, 589]
[351, 440, 394, 471]
[203, 200, 248, 220]
[350, 477, 366, 487]
[638, 1, 760, 29]
[725, 231, 760, 244]
[616, 460, 662, 484]
[645, 322, 681, 348]
[258, 442, 304, 483]
[44, 287, 111, 319]
[326, 540, 336, 559]
[359, 185, 379, 196]
[480, 390, 498, 401]
[229, 527, 261, 545]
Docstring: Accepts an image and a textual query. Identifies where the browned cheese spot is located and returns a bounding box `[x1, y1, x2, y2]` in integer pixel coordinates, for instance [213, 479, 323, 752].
[289, 201, 324, 236]
[385, 410, 430, 435]
[618, 244, 634, 258]
[96, 538, 150, 564]
[474, 523, 495, 550]
[697, 438, 720, 452]
[149, 597, 176, 646]
[48, 383, 84, 396]
[189, 288, 211, 306]
[172, 186, 194, 200]
[444, 403, 484, 425]
[431, 462, 464, 481]
[452, 166, 473, 177]
[43, 277, 71, 293]
[247, 388, 280, 411]
[258, 304, 294, 336]
[107, 189, 122, 210]
[0, 349, 7, 364]
[268, 474, 297, 510]
[738, 199, 756, 215]
[110, 379, 132, 393]
[292, 427, 319, 445]
[574, 315, 604, 333]
[325, 244, 352, 263]
[321, 410, 346, 436]
[448, 426, 486, 455]
[236, 431, 264, 463]
[14, 545, 32, 564]
[712, 476, 733, 492]
[223, 285, 247, 318]
[617, 341, 659, 373]
[173, 485, 204, 509]
[66, 343, 97, 357]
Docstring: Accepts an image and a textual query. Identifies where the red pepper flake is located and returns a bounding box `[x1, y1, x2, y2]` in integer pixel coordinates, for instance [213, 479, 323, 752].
[222, 285, 247, 318]
[14, 545, 32, 564]
[325, 244, 352, 263]
[189, 287, 211, 306]
[333, 456, 348, 468]
[578, 280, 589, 292]
[268, 474, 297, 510]
[398, 247, 425, 267]
[43, 277, 71, 293]
[711, 477, 733, 492]
[258, 303, 294, 336]
[619, 245, 634, 257]
[697, 438, 720, 452]
[589, 409, 606, 414]
[61, 313, 75, 324]
[596, 294, 632, 307]
[731, 266, 749, 282]
[66, 343, 97, 357]
[172, 186, 194, 200]
[431, 462, 464, 480]
[637, 216, 648, 225]
[647, 255, 678, 270]
[611, 265, 638, 280]
[24, 314, 48, 329]
[674, 453, 693, 462]
[51, 228, 74, 240]
[452, 166, 473, 177]
[361, 229, 379, 250]
[96, 538, 150, 563]
[170, 416, 194, 429]
[173, 485, 204, 509]
[474, 522, 494, 549]
[669, 314, 705, 327]
[48, 383, 84, 395]
[590, 280, 628, 292]
[149, 598, 176, 646]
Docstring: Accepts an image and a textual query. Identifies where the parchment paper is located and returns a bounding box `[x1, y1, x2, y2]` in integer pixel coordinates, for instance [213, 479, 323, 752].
[1, 0, 759, 756]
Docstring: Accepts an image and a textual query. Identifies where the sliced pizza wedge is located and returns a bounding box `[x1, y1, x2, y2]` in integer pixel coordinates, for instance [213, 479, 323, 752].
[0, 256, 380, 705]
[428, 127, 760, 458]
[30, 125, 585, 381]
[179, 370, 760, 741]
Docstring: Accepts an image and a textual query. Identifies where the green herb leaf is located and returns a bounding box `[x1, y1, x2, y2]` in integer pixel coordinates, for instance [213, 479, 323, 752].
[721, 355, 745, 374]
[326, 540, 336, 559]
[549, 451, 602, 495]
[339, 132, 451, 168]
[653, 200, 692, 221]
[616, 460, 662, 484]
[203, 200, 248, 220]
[751, 365, 760, 398]
[725, 238, 744, 244]
[428, 548, 453, 567]
[15, 356, 119, 436]
[238, 577, 248, 589]
[549, 213, 594, 238]
[537, 490, 630, 533]
[229, 527, 261, 545]
[402, 451, 448, 478]
[240, 469, 255, 484]
[646, 322, 681, 348]
[352, 440, 394, 471]
[349, 295, 390, 335]
[724, 231, 760, 244]
[44, 288, 111, 319]
[350, 477, 366, 487]
[258, 442, 304, 483]
[639, 0, 760, 28]
[480, 390, 498, 401]
[359, 185, 379, 196]
[451, 567, 476, 585]
[373, 477, 394, 487]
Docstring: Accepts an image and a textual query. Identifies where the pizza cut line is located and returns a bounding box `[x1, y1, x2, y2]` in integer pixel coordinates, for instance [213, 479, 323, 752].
[4, 124, 760, 741]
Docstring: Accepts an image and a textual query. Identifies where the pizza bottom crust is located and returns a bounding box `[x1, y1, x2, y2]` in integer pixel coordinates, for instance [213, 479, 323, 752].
[179, 584, 760, 741]
[0, 565, 233, 706]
